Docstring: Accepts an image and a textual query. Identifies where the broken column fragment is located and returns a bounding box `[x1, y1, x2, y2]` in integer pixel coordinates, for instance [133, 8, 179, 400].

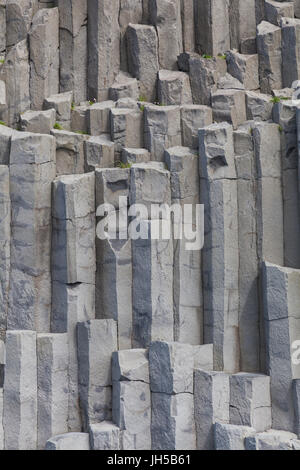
[89, 422, 120, 451]
[157, 70, 192, 106]
[51, 129, 89, 176]
[44, 91, 73, 130]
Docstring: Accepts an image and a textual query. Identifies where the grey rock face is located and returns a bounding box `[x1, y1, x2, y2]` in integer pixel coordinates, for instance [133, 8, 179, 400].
[2, 0, 300, 452]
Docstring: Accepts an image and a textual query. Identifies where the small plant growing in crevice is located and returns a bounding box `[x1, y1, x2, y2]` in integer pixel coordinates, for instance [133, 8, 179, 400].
[89, 98, 97, 106]
[218, 53, 227, 60]
[278, 125, 283, 133]
[270, 96, 291, 104]
[75, 130, 88, 135]
[54, 122, 63, 130]
[270, 96, 281, 104]
[71, 101, 75, 110]
[138, 95, 147, 102]
[0, 120, 7, 126]
[115, 160, 132, 169]
[202, 54, 213, 59]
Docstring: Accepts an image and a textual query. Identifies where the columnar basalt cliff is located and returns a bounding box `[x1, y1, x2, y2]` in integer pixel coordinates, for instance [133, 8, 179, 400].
[0, 0, 300, 451]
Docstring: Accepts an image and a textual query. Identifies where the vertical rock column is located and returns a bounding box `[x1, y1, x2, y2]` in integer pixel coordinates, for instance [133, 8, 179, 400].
[234, 125, 260, 372]
[8, 132, 56, 332]
[87, 0, 120, 102]
[273, 102, 300, 269]
[281, 17, 300, 88]
[180, 0, 195, 53]
[230, 373, 272, 432]
[253, 122, 284, 266]
[126, 23, 159, 103]
[119, 0, 143, 72]
[165, 146, 203, 345]
[77, 319, 118, 431]
[229, 0, 256, 53]
[37, 333, 69, 449]
[0, 166, 10, 341]
[0, 1, 6, 53]
[199, 123, 240, 373]
[0, 39, 30, 127]
[29, 7, 59, 110]
[4, 330, 37, 450]
[112, 349, 151, 450]
[149, 0, 183, 70]
[253, 122, 283, 371]
[0, 388, 3, 450]
[95, 168, 132, 350]
[256, 21, 282, 94]
[262, 262, 300, 433]
[194, 0, 230, 56]
[52, 172, 96, 432]
[58, 0, 88, 104]
[130, 164, 174, 348]
[194, 369, 230, 450]
[150, 341, 196, 450]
